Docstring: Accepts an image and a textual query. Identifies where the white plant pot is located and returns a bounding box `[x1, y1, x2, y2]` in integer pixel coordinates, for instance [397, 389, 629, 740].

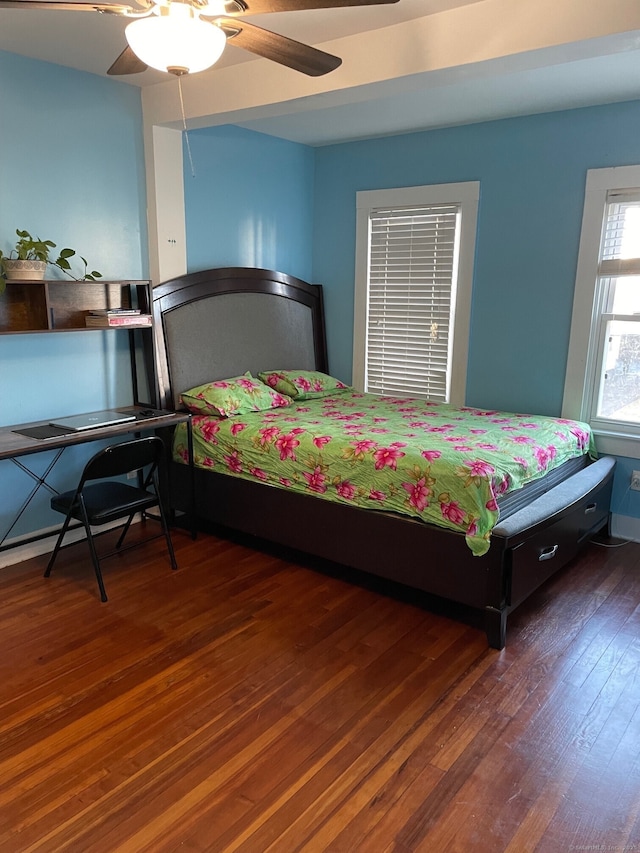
[3, 259, 47, 281]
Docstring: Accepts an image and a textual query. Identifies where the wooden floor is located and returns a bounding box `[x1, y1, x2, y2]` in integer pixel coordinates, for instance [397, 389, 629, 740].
[0, 524, 639, 853]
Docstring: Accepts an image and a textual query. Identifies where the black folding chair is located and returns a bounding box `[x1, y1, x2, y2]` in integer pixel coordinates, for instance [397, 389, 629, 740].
[45, 436, 177, 601]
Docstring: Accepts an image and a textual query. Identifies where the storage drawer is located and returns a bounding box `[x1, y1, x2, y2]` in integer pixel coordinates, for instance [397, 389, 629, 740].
[509, 477, 611, 608]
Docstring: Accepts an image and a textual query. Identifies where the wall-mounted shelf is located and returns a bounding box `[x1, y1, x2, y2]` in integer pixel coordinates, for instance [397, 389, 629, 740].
[0, 279, 151, 333]
[0, 279, 156, 406]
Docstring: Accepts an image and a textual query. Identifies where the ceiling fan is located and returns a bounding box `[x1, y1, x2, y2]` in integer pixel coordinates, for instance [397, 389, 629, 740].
[0, 0, 400, 78]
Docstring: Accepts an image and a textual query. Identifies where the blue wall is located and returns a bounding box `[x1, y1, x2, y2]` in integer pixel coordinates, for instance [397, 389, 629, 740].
[0, 53, 146, 278]
[313, 102, 640, 412]
[0, 51, 147, 541]
[184, 125, 315, 282]
[183, 101, 640, 520]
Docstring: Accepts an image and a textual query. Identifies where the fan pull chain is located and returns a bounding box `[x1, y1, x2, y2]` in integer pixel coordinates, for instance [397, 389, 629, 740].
[177, 75, 196, 178]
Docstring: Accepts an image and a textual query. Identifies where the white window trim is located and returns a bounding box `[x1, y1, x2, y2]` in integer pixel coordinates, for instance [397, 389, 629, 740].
[353, 181, 479, 406]
[563, 164, 640, 458]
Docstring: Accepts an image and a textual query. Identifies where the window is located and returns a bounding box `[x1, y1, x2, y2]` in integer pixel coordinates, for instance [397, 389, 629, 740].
[353, 182, 479, 405]
[564, 166, 640, 457]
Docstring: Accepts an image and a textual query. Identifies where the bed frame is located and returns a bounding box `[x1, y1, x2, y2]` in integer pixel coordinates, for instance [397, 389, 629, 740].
[152, 267, 615, 649]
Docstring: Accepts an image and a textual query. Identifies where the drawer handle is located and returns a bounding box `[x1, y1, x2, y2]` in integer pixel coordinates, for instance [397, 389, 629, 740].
[584, 503, 597, 515]
[538, 544, 559, 562]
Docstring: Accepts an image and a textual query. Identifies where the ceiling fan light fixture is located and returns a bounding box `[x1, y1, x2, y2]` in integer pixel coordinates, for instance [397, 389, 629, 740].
[125, 2, 226, 75]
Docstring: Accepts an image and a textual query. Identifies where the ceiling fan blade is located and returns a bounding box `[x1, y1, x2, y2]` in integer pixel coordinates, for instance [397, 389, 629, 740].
[107, 45, 148, 75]
[0, 0, 138, 11]
[237, 0, 399, 13]
[217, 18, 341, 76]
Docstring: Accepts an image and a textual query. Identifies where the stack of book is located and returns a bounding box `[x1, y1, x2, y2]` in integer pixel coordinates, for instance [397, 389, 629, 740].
[85, 308, 152, 328]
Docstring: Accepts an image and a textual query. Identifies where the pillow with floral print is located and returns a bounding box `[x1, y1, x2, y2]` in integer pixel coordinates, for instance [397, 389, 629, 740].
[181, 373, 293, 417]
[257, 369, 351, 401]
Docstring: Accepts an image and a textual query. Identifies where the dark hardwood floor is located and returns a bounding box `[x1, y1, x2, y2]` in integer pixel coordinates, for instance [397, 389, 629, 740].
[0, 521, 639, 852]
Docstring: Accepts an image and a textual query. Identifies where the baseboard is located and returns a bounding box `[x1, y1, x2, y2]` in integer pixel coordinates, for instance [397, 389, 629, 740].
[0, 517, 140, 569]
[609, 513, 640, 544]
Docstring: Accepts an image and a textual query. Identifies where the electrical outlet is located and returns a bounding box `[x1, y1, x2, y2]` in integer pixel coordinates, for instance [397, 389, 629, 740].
[631, 471, 640, 491]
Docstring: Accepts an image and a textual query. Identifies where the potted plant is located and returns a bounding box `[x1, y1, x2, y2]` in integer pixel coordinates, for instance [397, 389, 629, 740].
[0, 229, 102, 293]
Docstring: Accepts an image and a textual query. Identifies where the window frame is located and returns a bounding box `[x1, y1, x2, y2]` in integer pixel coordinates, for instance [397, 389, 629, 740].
[563, 165, 640, 458]
[353, 181, 479, 405]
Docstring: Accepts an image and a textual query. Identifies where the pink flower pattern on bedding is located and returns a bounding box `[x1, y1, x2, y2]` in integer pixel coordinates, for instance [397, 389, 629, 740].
[172, 392, 595, 556]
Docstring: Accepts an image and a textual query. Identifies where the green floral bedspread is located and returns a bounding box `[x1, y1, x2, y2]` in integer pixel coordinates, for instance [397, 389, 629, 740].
[173, 392, 595, 556]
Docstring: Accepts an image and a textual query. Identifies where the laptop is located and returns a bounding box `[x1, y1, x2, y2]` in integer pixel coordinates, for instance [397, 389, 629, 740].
[49, 410, 137, 432]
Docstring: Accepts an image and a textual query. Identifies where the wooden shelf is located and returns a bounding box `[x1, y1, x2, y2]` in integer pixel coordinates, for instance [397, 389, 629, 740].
[0, 280, 151, 333]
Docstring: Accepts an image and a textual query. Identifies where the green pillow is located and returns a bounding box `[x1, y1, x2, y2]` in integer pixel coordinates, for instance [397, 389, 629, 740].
[181, 373, 293, 417]
[257, 370, 351, 401]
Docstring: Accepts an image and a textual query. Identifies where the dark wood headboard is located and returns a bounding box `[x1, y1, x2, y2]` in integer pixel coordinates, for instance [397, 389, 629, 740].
[152, 267, 328, 411]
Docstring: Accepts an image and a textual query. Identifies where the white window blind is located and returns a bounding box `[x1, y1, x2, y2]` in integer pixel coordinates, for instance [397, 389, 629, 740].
[365, 203, 461, 400]
[599, 190, 640, 275]
[354, 182, 478, 407]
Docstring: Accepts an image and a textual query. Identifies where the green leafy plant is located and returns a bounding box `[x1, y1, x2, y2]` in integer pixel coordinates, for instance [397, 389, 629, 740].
[0, 229, 102, 293]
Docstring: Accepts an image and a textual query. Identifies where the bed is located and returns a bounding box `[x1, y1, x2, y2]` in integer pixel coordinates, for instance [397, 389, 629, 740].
[152, 266, 615, 649]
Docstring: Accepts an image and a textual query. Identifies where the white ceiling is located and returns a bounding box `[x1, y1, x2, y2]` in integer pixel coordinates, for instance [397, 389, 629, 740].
[2, 0, 640, 146]
[235, 43, 640, 145]
[0, 0, 482, 84]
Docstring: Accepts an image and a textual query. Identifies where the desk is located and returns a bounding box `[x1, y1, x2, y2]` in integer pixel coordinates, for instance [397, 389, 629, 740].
[0, 407, 192, 552]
